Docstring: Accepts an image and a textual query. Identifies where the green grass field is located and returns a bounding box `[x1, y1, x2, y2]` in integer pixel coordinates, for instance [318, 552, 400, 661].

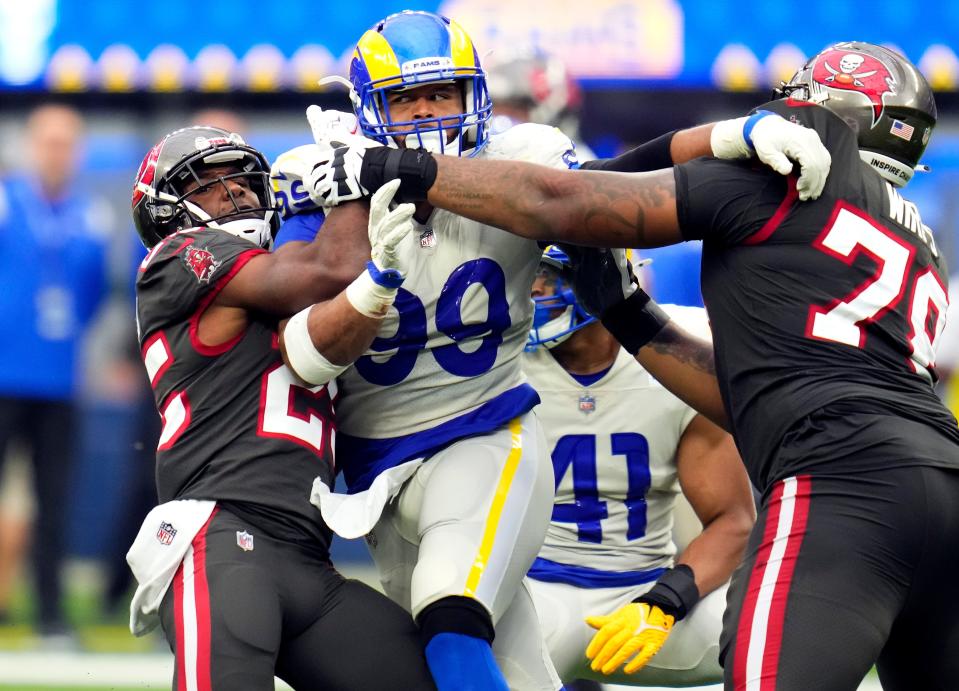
[5, 688, 140, 690]
[0, 565, 883, 690]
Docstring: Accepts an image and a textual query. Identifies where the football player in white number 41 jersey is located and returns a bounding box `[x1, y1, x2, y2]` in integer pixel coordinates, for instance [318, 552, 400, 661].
[272, 10, 826, 691]
[522, 248, 755, 687]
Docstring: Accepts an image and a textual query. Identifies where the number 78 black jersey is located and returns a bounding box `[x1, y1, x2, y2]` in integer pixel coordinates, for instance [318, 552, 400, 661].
[674, 99, 959, 491]
[135, 228, 335, 549]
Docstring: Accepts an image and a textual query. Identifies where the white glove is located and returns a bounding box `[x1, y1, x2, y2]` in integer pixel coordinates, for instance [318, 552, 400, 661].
[305, 105, 377, 152]
[303, 143, 370, 207]
[345, 179, 415, 318]
[368, 179, 415, 276]
[270, 144, 326, 219]
[270, 107, 380, 214]
[710, 111, 831, 201]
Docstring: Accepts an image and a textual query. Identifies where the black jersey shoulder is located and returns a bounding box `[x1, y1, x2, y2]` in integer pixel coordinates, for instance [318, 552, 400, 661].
[136, 228, 266, 338]
[675, 100, 864, 245]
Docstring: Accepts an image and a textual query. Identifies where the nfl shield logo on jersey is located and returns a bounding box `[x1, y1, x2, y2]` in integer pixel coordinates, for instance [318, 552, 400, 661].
[578, 392, 596, 414]
[419, 228, 436, 248]
[156, 521, 177, 545]
[236, 530, 254, 551]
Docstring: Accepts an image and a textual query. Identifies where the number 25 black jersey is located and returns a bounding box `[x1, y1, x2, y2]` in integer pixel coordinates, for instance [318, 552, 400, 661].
[675, 99, 959, 491]
[136, 228, 335, 550]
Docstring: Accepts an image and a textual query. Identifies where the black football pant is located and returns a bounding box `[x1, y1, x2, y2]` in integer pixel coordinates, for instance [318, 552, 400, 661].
[720, 465, 959, 691]
[158, 507, 435, 690]
[0, 396, 74, 630]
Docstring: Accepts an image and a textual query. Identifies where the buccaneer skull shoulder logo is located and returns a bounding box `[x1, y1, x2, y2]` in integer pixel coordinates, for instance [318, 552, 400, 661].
[183, 246, 221, 283]
[812, 45, 896, 127]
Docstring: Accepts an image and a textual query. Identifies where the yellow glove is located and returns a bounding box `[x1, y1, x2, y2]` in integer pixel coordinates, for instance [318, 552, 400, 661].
[585, 602, 675, 675]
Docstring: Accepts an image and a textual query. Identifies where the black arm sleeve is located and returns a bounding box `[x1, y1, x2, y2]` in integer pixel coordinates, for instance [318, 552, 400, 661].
[580, 131, 677, 173]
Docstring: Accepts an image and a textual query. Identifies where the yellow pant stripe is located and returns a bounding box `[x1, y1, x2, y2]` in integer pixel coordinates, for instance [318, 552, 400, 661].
[463, 417, 523, 598]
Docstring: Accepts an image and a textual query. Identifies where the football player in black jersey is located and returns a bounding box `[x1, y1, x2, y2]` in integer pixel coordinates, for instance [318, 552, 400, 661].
[303, 41, 959, 691]
[127, 127, 435, 690]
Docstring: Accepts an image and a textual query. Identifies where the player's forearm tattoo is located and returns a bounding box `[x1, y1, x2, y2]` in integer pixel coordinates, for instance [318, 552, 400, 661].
[576, 172, 675, 246]
[649, 323, 716, 376]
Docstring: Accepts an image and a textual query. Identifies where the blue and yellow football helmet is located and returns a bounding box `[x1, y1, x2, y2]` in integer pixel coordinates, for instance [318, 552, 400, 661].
[527, 246, 596, 351]
[346, 11, 492, 157]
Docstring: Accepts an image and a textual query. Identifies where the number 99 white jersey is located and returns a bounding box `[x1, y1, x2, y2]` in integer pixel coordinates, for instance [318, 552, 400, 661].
[335, 123, 580, 492]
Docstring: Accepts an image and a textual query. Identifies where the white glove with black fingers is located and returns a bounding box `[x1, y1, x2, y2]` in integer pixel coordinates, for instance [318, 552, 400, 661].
[299, 105, 385, 208]
[710, 110, 831, 201]
[346, 179, 416, 319]
[303, 143, 370, 207]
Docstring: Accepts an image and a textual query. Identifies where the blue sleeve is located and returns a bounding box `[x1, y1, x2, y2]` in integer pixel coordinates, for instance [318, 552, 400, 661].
[274, 209, 326, 249]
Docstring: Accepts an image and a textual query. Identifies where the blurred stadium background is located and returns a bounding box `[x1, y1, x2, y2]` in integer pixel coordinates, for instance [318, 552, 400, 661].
[0, 0, 955, 687]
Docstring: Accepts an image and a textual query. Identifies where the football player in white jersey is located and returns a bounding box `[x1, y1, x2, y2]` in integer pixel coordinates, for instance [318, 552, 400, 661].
[522, 248, 755, 687]
[273, 10, 830, 690]
[298, 13, 579, 690]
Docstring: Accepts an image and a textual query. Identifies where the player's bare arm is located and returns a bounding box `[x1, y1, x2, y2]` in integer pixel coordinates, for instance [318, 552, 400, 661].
[636, 323, 729, 431]
[219, 200, 371, 316]
[673, 414, 755, 597]
[583, 115, 829, 200]
[668, 124, 714, 163]
[277, 292, 381, 367]
[278, 180, 416, 385]
[430, 156, 682, 249]
[429, 109, 831, 242]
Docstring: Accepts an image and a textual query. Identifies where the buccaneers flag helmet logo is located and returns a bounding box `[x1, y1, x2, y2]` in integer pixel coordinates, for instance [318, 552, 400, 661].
[811, 47, 896, 127]
[183, 246, 221, 284]
[132, 142, 162, 208]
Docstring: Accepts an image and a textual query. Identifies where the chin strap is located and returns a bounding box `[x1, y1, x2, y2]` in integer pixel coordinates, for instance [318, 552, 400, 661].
[859, 150, 914, 187]
[211, 218, 274, 249]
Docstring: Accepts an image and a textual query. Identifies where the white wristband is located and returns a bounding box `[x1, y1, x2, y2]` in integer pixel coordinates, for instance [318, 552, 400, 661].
[710, 116, 752, 160]
[346, 268, 399, 319]
[283, 306, 349, 385]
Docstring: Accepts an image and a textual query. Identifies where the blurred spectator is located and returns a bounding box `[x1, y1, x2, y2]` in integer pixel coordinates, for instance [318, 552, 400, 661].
[0, 103, 109, 637]
[0, 447, 32, 624]
[485, 47, 587, 148]
[190, 108, 247, 135]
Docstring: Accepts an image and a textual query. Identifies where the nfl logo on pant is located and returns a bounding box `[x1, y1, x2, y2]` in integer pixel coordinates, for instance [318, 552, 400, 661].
[236, 530, 254, 551]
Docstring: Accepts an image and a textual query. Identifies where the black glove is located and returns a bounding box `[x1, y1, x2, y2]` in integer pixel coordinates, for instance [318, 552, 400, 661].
[558, 244, 671, 354]
[558, 244, 638, 317]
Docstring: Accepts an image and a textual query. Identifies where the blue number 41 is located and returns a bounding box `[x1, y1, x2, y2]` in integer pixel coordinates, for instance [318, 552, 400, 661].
[550, 433, 651, 543]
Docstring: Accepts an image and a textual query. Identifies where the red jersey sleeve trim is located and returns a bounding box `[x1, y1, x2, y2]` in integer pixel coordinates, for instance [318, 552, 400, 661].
[188, 248, 268, 357]
[742, 175, 799, 246]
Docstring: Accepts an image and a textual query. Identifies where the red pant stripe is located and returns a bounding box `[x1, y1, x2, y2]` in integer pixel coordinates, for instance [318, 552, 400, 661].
[172, 508, 217, 691]
[732, 476, 811, 690]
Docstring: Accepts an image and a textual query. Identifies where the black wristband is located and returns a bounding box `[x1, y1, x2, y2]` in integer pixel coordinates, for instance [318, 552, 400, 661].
[633, 564, 700, 621]
[581, 131, 677, 173]
[417, 595, 495, 644]
[600, 289, 671, 355]
[360, 147, 438, 203]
